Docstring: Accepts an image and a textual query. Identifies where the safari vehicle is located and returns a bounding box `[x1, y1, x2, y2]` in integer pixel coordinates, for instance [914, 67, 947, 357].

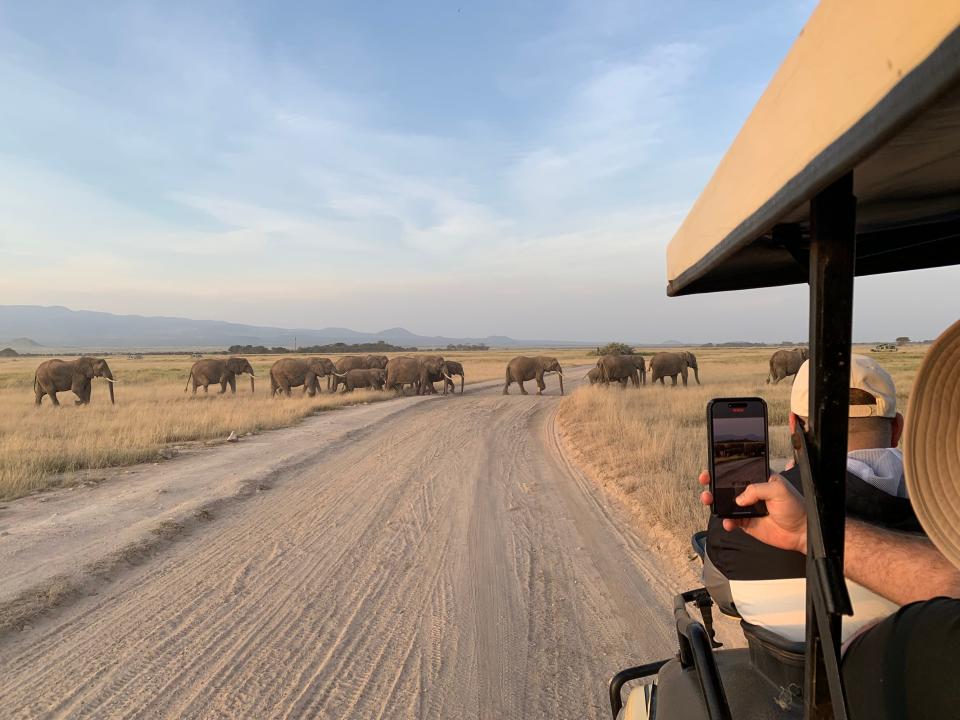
[869, 343, 897, 353]
[608, 2, 960, 718]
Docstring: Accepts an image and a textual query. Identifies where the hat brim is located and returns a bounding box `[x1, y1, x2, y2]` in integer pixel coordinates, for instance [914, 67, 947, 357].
[904, 318, 960, 570]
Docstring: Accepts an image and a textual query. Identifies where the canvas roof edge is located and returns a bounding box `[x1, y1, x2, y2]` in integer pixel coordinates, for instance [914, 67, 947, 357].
[666, 1, 960, 297]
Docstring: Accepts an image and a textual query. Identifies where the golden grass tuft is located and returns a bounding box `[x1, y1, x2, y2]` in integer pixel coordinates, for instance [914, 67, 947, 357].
[557, 346, 926, 546]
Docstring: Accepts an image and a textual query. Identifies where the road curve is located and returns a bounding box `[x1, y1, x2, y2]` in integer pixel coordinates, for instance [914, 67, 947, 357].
[0, 370, 678, 719]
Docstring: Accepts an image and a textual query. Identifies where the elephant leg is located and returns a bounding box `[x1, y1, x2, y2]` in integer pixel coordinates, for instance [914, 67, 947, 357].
[74, 380, 91, 405]
[536, 372, 546, 395]
[218, 378, 227, 394]
[35, 384, 45, 406]
[229, 376, 237, 394]
[670, 375, 677, 386]
[503, 378, 511, 395]
[191, 379, 198, 395]
[203, 384, 209, 393]
[48, 389, 60, 407]
[681, 371, 688, 387]
[518, 380, 528, 395]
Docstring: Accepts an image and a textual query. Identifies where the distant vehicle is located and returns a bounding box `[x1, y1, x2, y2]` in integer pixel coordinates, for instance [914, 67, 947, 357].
[870, 343, 897, 353]
[128, 353, 144, 360]
[190, 352, 203, 359]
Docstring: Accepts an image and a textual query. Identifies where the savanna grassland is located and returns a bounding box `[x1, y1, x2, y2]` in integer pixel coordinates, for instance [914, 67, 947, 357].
[556, 345, 927, 552]
[0, 349, 595, 500]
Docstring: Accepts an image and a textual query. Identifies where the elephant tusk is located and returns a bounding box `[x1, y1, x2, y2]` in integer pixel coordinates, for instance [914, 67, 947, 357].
[443, 372, 453, 380]
[102, 377, 119, 383]
[333, 371, 347, 377]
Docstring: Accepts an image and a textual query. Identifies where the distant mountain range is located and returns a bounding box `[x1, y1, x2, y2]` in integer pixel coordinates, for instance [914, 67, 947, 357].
[0, 305, 604, 351]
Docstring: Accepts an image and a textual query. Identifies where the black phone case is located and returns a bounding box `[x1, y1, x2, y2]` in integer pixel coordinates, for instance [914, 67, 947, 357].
[707, 397, 769, 518]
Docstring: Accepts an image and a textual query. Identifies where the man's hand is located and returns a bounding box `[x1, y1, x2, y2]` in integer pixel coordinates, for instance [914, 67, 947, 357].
[698, 471, 808, 554]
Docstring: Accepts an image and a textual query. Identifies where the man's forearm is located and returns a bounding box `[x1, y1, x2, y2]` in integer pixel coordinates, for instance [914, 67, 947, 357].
[844, 519, 960, 605]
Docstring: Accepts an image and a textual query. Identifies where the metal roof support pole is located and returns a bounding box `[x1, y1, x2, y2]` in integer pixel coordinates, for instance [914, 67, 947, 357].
[804, 172, 856, 719]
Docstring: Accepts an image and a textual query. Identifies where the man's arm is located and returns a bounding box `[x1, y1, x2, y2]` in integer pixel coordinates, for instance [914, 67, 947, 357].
[844, 518, 960, 605]
[699, 471, 960, 605]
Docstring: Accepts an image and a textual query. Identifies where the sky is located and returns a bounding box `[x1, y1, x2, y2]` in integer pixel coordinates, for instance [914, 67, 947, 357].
[1, 0, 957, 343]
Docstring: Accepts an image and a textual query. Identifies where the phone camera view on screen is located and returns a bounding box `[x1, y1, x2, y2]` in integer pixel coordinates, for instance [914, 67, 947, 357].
[708, 398, 769, 517]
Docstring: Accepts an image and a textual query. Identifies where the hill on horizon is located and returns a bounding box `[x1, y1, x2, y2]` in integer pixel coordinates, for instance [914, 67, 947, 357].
[0, 305, 604, 351]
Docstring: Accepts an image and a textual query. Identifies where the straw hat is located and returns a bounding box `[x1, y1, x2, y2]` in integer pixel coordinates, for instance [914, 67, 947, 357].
[904, 318, 960, 569]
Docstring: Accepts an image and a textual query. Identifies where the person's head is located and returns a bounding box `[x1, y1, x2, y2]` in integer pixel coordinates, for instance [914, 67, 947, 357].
[789, 354, 904, 452]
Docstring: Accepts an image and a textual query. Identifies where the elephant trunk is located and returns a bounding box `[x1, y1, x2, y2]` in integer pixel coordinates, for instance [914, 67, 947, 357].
[558, 369, 564, 395]
[104, 368, 116, 404]
[693, 364, 701, 385]
[249, 374, 255, 393]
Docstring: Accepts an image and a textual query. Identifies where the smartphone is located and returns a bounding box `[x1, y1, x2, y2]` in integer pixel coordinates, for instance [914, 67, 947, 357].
[707, 397, 769, 518]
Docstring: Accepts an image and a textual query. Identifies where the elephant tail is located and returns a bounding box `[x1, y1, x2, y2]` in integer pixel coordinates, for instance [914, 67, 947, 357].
[33, 373, 39, 396]
[766, 358, 775, 384]
[183, 371, 192, 393]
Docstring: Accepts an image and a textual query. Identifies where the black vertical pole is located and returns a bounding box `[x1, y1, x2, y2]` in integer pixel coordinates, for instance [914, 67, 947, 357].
[805, 172, 856, 719]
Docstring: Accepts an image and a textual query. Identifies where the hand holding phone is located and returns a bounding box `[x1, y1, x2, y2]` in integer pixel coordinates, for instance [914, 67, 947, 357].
[707, 398, 769, 518]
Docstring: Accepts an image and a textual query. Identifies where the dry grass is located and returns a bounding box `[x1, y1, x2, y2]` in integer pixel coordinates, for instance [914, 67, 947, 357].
[557, 345, 927, 547]
[0, 348, 593, 500]
[0, 354, 391, 500]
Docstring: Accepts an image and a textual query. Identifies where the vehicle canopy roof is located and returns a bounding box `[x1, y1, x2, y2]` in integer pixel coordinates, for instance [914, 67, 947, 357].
[666, 0, 960, 297]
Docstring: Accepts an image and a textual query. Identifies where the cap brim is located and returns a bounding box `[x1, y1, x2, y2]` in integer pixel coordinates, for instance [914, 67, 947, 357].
[904, 318, 960, 570]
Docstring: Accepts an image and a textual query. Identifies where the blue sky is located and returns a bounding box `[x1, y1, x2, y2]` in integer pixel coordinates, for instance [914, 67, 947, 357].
[2, 1, 956, 342]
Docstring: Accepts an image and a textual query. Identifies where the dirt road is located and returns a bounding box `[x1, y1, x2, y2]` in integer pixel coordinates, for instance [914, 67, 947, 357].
[0, 370, 678, 719]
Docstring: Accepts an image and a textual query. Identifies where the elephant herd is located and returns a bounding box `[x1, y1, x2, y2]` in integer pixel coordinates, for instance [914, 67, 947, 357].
[30, 352, 575, 406]
[31, 346, 811, 406]
[267, 354, 466, 397]
[588, 351, 702, 388]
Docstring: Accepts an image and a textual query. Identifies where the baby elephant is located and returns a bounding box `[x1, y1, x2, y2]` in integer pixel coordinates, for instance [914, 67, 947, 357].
[336, 368, 386, 392]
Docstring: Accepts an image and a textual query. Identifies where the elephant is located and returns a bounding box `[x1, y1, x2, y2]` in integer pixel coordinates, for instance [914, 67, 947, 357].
[183, 357, 255, 395]
[384, 356, 419, 395]
[767, 347, 809, 384]
[384, 356, 450, 395]
[586, 366, 628, 386]
[649, 351, 700, 386]
[597, 354, 646, 387]
[417, 355, 454, 395]
[332, 368, 387, 392]
[332, 356, 367, 391]
[269, 357, 334, 397]
[364, 355, 389, 370]
[503, 356, 564, 395]
[34, 356, 117, 406]
[441, 360, 465, 394]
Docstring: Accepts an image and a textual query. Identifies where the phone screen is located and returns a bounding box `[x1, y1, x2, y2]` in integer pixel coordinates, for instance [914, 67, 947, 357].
[708, 398, 769, 518]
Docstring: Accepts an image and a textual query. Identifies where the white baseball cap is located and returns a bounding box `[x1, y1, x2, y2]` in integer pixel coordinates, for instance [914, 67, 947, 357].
[790, 354, 897, 418]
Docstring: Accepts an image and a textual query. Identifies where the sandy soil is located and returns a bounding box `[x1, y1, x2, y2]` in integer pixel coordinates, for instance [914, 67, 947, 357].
[0, 369, 680, 719]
